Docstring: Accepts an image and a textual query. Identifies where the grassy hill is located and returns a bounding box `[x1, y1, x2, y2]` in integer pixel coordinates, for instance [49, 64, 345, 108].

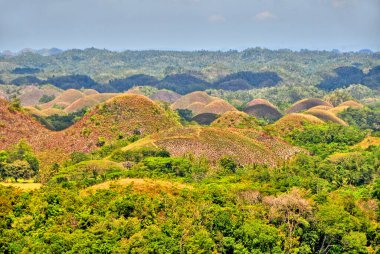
[120, 126, 302, 166]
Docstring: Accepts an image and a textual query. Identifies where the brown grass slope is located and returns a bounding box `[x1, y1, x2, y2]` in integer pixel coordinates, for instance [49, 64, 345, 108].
[63, 93, 118, 113]
[0, 99, 52, 150]
[306, 108, 348, 126]
[286, 98, 333, 114]
[61, 94, 181, 152]
[244, 101, 282, 121]
[171, 91, 217, 110]
[329, 100, 364, 115]
[268, 113, 324, 135]
[39, 89, 85, 110]
[150, 90, 182, 103]
[199, 99, 237, 115]
[211, 111, 260, 129]
[122, 126, 302, 166]
[18, 85, 62, 106]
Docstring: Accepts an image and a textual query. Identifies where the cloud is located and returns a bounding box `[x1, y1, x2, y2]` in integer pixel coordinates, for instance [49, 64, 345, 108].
[255, 11, 276, 21]
[208, 14, 226, 23]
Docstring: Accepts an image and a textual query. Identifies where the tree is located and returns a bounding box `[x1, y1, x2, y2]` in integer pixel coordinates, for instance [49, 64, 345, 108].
[4, 160, 34, 182]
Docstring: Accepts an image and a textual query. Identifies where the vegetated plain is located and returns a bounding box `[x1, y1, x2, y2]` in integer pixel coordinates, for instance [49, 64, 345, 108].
[0, 48, 380, 253]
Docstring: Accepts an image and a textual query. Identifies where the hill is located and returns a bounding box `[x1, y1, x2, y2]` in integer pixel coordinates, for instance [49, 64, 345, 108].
[268, 113, 324, 135]
[328, 100, 364, 115]
[150, 90, 181, 103]
[286, 98, 333, 114]
[171, 91, 236, 118]
[39, 89, 85, 110]
[120, 126, 302, 166]
[306, 108, 348, 125]
[0, 99, 52, 150]
[211, 111, 260, 129]
[243, 99, 282, 121]
[62, 94, 181, 152]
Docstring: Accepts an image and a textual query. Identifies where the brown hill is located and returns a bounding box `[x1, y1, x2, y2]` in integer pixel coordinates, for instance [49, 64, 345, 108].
[0, 99, 52, 151]
[62, 94, 181, 152]
[268, 113, 324, 135]
[171, 91, 217, 110]
[39, 89, 85, 110]
[121, 126, 302, 166]
[286, 98, 332, 114]
[186, 102, 207, 115]
[306, 108, 348, 126]
[329, 100, 364, 115]
[247, 98, 276, 108]
[244, 99, 282, 121]
[191, 113, 219, 125]
[82, 89, 99, 95]
[64, 93, 118, 113]
[18, 85, 62, 106]
[150, 90, 181, 103]
[199, 99, 237, 115]
[211, 111, 260, 129]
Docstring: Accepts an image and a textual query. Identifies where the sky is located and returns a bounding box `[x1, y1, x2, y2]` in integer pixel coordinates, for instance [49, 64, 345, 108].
[0, 0, 379, 52]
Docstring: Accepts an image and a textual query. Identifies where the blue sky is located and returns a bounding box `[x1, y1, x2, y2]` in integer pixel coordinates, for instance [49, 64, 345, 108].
[0, 0, 379, 52]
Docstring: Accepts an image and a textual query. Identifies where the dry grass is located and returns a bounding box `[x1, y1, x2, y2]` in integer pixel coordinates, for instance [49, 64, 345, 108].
[244, 104, 282, 121]
[199, 99, 237, 115]
[41, 108, 67, 116]
[18, 85, 62, 106]
[186, 102, 207, 115]
[122, 126, 302, 166]
[329, 100, 364, 115]
[247, 98, 276, 108]
[64, 96, 99, 113]
[354, 136, 380, 149]
[39, 89, 85, 110]
[211, 111, 260, 129]
[268, 113, 324, 135]
[286, 98, 332, 114]
[0, 182, 42, 191]
[81, 178, 193, 197]
[306, 108, 347, 126]
[82, 89, 99, 95]
[150, 90, 182, 103]
[171, 91, 217, 110]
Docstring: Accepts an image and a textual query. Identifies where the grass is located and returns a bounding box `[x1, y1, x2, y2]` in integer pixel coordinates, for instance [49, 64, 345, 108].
[121, 126, 301, 166]
[286, 98, 332, 114]
[0, 182, 42, 191]
[81, 177, 193, 197]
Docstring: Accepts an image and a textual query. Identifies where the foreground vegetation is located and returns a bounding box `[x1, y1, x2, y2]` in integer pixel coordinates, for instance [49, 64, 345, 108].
[1, 117, 379, 253]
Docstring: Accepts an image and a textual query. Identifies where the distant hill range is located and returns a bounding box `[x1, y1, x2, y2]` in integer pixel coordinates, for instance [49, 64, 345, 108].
[0, 47, 379, 92]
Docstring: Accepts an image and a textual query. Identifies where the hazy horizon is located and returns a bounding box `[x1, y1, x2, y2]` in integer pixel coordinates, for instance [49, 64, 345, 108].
[1, 0, 379, 52]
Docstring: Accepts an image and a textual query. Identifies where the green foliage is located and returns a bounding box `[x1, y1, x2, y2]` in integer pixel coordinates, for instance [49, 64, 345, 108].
[38, 94, 55, 103]
[287, 123, 366, 157]
[219, 156, 238, 173]
[34, 108, 87, 131]
[0, 141, 39, 182]
[339, 104, 380, 133]
[8, 96, 22, 112]
[110, 148, 170, 163]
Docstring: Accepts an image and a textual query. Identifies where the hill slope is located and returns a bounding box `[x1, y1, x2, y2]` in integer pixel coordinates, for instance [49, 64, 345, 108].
[121, 126, 302, 166]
